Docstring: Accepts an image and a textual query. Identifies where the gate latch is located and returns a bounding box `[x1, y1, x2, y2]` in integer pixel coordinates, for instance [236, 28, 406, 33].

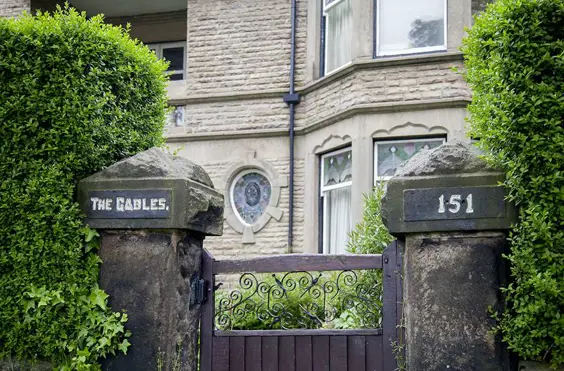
[189, 273, 207, 308]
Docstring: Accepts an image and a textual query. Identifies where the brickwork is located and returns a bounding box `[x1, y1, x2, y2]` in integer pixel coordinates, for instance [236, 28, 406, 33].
[184, 97, 289, 133]
[179, 60, 469, 133]
[296, 61, 470, 127]
[203, 157, 305, 260]
[187, 0, 308, 95]
[0, 0, 29, 17]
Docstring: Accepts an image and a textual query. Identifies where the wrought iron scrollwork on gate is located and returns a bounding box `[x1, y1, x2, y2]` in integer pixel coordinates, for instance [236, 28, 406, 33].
[215, 270, 382, 330]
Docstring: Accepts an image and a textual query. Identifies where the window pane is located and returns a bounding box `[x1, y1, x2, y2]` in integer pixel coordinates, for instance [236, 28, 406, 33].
[325, 0, 352, 72]
[379, 0, 445, 55]
[375, 139, 444, 178]
[323, 149, 352, 188]
[324, 186, 352, 254]
[162, 47, 184, 72]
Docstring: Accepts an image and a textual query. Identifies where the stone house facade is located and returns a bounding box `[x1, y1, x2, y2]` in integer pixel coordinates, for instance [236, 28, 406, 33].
[2, 0, 490, 260]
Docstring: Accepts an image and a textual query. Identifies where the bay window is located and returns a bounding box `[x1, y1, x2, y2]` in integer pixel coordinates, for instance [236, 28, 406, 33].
[320, 148, 352, 254]
[323, 0, 353, 74]
[376, 0, 447, 56]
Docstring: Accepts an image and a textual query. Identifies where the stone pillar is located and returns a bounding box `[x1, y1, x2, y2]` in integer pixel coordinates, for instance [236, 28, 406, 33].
[78, 148, 223, 371]
[382, 141, 517, 371]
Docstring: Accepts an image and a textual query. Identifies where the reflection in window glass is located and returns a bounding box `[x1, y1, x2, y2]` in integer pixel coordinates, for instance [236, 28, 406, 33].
[147, 42, 185, 80]
[324, 0, 353, 73]
[374, 138, 445, 181]
[378, 0, 446, 56]
[163, 47, 184, 72]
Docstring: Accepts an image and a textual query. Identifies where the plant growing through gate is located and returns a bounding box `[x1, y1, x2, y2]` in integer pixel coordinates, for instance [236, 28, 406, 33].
[462, 0, 564, 367]
[338, 183, 394, 329]
[0, 6, 168, 369]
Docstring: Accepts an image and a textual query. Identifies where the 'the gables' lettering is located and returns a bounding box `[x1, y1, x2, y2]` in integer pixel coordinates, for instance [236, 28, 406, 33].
[86, 190, 172, 219]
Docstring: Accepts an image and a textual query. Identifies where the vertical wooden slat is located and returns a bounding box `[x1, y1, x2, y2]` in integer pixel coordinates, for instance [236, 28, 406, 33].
[347, 336, 366, 371]
[212, 337, 230, 371]
[279, 336, 296, 371]
[230, 337, 246, 371]
[246, 337, 262, 371]
[312, 336, 330, 371]
[382, 241, 399, 371]
[262, 337, 279, 371]
[366, 336, 383, 371]
[329, 336, 347, 371]
[200, 249, 214, 371]
[295, 336, 313, 371]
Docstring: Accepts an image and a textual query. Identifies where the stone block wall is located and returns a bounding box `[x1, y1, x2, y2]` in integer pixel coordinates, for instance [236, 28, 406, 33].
[296, 60, 470, 128]
[184, 96, 289, 133]
[199, 156, 306, 260]
[186, 0, 307, 95]
[0, 0, 29, 17]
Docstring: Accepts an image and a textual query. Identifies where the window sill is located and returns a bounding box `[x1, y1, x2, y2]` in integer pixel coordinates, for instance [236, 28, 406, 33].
[300, 51, 463, 95]
[167, 79, 186, 101]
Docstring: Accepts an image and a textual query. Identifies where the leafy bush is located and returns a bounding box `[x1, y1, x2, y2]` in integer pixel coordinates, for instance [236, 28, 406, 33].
[462, 0, 564, 366]
[341, 184, 394, 329]
[0, 7, 168, 369]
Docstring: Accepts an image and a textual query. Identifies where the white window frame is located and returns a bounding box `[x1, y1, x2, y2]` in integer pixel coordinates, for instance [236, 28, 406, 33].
[323, 0, 353, 76]
[373, 137, 446, 183]
[147, 41, 186, 80]
[320, 146, 352, 254]
[376, 0, 448, 57]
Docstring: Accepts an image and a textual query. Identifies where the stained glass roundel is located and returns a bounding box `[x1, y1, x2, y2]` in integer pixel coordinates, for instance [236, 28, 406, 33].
[231, 171, 272, 225]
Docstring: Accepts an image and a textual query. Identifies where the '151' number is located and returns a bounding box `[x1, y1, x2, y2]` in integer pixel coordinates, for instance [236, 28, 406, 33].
[438, 194, 474, 214]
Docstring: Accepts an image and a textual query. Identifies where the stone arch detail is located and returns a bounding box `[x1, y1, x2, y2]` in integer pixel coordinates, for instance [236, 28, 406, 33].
[217, 152, 287, 244]
[371, 121, 449, 138]
[312, 134, 353, 154]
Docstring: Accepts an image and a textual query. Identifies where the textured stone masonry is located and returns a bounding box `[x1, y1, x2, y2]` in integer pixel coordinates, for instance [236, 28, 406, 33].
[187, 0, 307, 95]
[0, 0, 29, 17]
[203, 157, 306, 259]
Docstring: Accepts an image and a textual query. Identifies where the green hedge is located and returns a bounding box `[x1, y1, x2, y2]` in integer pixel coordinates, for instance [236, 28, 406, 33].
[462, 0, 564, 367]
[0, 7, 168, 369]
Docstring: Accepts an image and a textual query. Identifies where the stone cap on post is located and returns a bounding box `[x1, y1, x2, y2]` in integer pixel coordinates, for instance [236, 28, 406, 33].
[382, 141, 517, 236]
[77, 148, 224, 236]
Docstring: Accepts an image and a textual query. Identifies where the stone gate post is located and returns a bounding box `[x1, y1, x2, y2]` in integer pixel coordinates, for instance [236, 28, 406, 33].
[382, 141, 517, 371]
[77, 148, 223, 371]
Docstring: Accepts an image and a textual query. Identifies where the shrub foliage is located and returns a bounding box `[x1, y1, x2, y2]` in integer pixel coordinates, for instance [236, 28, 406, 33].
[462, 0, 564, 366]
[0, 7, 168, 369]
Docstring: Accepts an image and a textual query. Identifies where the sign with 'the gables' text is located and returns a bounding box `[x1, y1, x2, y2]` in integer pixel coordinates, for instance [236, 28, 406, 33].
[86, 190, 172, 219]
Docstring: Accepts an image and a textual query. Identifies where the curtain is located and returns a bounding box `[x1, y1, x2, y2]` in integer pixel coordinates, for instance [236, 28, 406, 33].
[325, 186, 352, 254]
[325, 0, 353, 73]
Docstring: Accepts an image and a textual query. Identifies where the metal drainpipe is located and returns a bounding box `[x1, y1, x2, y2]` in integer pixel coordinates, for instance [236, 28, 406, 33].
[283, 0, 300, 250]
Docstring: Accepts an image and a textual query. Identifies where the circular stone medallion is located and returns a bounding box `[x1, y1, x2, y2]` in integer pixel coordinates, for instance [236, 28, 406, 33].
[231, 172, 272, 225]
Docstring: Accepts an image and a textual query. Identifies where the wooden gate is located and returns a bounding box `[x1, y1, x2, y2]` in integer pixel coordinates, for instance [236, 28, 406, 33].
[200, 241, 402, 371]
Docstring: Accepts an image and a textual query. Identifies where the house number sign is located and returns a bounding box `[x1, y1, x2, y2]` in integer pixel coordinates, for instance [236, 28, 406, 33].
[403, 186, 506, 222]
[86, 190, 172, 219]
